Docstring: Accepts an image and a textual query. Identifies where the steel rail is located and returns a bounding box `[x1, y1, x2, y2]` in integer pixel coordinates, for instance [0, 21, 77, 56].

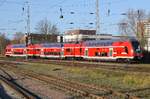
[0, 75, 39, 99]
[1, 64, 140, 99]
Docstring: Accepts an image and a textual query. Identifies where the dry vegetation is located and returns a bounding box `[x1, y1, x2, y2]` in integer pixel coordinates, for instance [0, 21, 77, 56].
[14, 61, 150, 98]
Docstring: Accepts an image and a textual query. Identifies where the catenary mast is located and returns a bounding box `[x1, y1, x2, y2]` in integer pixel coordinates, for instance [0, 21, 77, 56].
[96, 0, 100, 34]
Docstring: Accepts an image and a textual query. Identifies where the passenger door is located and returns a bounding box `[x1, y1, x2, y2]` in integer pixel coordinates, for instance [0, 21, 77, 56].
[84, 48, 88, 57]
[109, 48, 113, 57]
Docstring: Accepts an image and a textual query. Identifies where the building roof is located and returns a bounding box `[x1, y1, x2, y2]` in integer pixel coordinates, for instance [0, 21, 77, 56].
[65, 29, 96, 35]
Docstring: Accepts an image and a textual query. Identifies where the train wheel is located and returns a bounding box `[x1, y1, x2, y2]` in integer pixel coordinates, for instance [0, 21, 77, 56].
[124, 59, 132, 64]
[116, 58, 122, 62]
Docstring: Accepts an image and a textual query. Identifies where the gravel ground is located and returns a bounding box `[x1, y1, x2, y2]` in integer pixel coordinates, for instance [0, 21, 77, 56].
[0, 68, 70, 99]
[17, 77, 69, 99]
[0, 81, 22, 99]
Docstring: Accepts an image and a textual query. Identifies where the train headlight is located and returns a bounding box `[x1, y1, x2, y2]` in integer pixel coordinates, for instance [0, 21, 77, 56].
[131, 49, 133, 53]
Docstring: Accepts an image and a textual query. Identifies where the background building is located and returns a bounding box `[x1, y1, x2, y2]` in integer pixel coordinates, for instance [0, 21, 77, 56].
[61, 29, 112, 43]
[65, 29, 96, 35]
[139, 21, 150, 51]
[20, 33, 58, 44]
[143, 21, 150, 51]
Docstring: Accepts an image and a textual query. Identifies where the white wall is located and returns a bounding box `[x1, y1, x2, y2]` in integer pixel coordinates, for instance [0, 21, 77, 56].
[144, 37, 150, 52]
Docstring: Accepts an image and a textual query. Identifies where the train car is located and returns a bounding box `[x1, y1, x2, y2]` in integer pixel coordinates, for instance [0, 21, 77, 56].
[63, 43, 83, 59]
[82, 39, 143, 62]
[26, 44, 35, 57]
[5, 44, 26, 57]
[5, 45, 13, 57]
[5, 38, 143, 62]
[26, 44, 41, 57]
[34, 44, 42, 57]
[40, 43, 63, 59]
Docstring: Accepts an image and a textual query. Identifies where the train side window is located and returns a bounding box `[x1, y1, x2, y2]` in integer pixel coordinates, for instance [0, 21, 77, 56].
[66, 48, 71, 52]
[80, 48, 82, 53]
[95, 52, 107, 57]
[101, 52, 107, 56]
[36, 49, 40, 51]
[124, 47, 128, 54]
[114, 48, 117, 52]
[14, 52, 23, 54]
[7, 49, 11, 52]
[44, 52, 47, 55]
[95, 52, 98, 56]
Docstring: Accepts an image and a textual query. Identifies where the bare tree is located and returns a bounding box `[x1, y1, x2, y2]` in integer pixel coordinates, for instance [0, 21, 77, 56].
[119, 9, 147, 47]
[35, 18, 59, 34]
[0, 33, 10, 55]
[11, 32, 24, 44]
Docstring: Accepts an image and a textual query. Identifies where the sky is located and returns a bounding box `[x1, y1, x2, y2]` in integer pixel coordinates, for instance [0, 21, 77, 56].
[0, 0, 150, 39]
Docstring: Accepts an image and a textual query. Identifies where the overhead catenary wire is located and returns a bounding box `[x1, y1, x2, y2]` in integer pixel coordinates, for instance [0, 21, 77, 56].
[0, 0, 134, 37]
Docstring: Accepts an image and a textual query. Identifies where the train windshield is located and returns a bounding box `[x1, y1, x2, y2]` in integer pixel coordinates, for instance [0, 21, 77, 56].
[131, 41, 141, 53]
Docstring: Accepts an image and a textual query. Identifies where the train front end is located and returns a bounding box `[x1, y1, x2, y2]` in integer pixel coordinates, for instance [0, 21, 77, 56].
[131, 40, 143, 61]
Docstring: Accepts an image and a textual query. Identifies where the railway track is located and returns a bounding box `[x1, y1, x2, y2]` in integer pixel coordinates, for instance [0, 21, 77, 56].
[27, 59, 150, 73]
[0, 60, 140, 99]
[0, 73, 40, 99]
[0, 57, 150, 73]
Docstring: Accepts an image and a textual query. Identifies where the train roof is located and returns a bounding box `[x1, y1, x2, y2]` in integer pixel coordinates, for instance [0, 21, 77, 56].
[11, 44, 26, 48]
[83, 39, 115, 46]
[83, 38, 138, 46]
[40, 43, 63, 47]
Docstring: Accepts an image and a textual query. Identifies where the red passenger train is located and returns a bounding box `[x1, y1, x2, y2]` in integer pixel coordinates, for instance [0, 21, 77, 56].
[82, 39, 142, 61]
[40, 43, 62, 58]
[5, 44, 26, 57]
[5, 39, 143, 62]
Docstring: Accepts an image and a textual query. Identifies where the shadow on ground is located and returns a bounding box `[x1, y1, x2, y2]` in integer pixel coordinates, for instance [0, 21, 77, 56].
[0, 84, 12, 99]
[141, 51, 150, 64]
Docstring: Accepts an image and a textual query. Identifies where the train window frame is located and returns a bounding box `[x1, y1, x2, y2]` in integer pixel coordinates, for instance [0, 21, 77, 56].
[36, 49, 41, 51]
[124, 46, 128, 54]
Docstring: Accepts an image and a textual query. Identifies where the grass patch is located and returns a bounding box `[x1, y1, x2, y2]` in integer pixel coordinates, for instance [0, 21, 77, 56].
[15, 62, 150, 98]
[66, 67, 150, 89]
[123, 75, 150, 88]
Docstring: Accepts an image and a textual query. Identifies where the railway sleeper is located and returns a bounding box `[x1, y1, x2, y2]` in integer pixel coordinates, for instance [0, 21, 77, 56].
[1, 64, 140, 99]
